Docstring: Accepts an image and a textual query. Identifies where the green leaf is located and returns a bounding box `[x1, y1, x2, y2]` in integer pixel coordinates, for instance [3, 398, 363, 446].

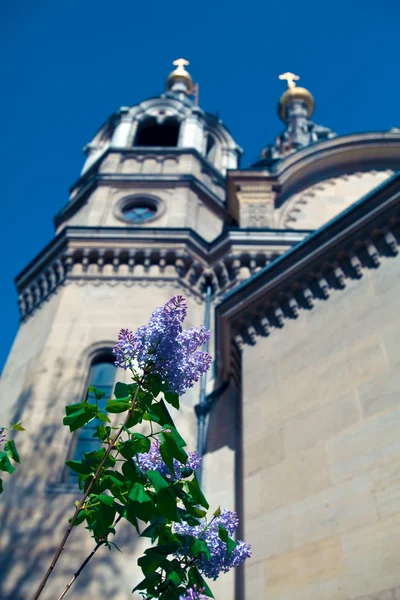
[95, 425, 111, 441]
[118, 433, 150, 460]
[147, 469, 169, 493]
[132, 573, 162, 593]
[114, 382, 137, 399]
[157, 488, 180, 522]
[98, 494, 115, 506]
[164, 391, 179, 409]
[160, 431, 188, 466]
[96, 412, 111, 423]
[188, 567, 214, 598]
[213, 506, 221, 517]
[65, 460, 92, 475]
[0, 452, 15, 474]
[4, 440, 20, 464]
[191, 538, 211, 560]
[147, 400, 176, 428]
[141, 517, 168, 542]
[167, 571, 183, 586]
[186, 474, 209, 509]
[106, 399, 131, 413]
[74, 509, 86, 526]
[123, 502, 140, 534]
[128, 482, 154, 522]
[63, 403, 98, 432]
[10, 421, 25, 431]
[144, 373, 163, 397]
[87, 386, 106, 400]
[122, 461, 140, 483]
[218, 525, 237, 557]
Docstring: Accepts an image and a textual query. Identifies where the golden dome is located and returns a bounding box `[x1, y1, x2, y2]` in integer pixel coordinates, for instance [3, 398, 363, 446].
[278, 86, 315, 122]
[166, 58, 193, 94]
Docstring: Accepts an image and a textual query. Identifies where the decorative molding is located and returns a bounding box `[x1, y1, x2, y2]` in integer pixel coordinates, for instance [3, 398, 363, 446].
[230, 224, 400, 349]
[16, 226, 306, 320]
[216, 172, 400, 379]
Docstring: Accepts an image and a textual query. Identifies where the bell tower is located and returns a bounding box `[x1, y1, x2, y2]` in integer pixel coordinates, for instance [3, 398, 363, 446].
[0, 60, 242, 600]
[58, 59, 241, 242]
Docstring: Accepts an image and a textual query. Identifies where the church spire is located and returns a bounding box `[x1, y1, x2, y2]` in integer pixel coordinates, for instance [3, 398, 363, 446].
[255, 72, 335, 166]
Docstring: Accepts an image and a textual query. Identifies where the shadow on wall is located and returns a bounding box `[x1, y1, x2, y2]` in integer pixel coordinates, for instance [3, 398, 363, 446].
[0, 379, 142, 600]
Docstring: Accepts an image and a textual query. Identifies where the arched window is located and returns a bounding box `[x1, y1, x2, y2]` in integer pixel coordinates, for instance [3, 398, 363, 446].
[68, 354, 116, 480]
[134, 117, 180, 147]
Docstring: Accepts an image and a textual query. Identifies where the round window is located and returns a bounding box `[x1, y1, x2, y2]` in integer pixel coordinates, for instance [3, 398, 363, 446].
[116, 196, 163, 224]
[122, 203, 157, 223]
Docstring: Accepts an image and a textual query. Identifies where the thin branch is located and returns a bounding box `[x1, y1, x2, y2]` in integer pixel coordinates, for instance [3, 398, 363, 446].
[32, 381, 143, 600]
[56, 515, 123, 600]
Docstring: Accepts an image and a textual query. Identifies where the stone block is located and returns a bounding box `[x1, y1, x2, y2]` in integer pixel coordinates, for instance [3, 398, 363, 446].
[342, 513, 400, 598]
[260, 443, 331, 514]
[358, 371, 400, 419]
[370, 457, 400, 518]
[245, 505, 293, 561]
[326, 408, 400, 483]
[265, 536, 345, 599]
[245, 560, 265, 599]
[291, 474, 377, 548]
[243, 428, 284, 477]
[283, 391, 360, 455]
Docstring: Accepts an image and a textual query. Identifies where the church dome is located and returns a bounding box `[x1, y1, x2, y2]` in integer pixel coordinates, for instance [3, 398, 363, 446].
[278, 86, 314, 122]
[166, 58, 193, 94]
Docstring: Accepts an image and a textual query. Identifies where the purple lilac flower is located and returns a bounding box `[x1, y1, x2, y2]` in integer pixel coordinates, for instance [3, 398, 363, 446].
[174, 509, 252, 580]
[179, 585, 209, 600]
[0, 427, 6, 447]
[113, 328, 136, 370]
[134, 440, 201, 481]
[113, 296, 212, 395]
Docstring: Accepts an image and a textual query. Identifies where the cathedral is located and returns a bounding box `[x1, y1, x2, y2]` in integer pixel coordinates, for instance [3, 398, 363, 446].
[2, 59, 400, 600]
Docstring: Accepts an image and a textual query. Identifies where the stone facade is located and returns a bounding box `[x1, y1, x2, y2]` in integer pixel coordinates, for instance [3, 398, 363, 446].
[241, 253, 400, 599]
[2, 67, 400, 600]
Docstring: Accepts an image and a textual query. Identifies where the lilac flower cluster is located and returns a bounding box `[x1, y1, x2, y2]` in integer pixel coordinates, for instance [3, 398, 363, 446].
[113, 296, 212, 395]
[0, 427, 6, 447]
[179, 585, 209, 600]
[134, 440, 201, 481]
[174, 509, 252, 580]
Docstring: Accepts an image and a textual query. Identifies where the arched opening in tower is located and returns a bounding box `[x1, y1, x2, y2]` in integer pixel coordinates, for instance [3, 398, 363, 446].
[134, 117, 180, 147]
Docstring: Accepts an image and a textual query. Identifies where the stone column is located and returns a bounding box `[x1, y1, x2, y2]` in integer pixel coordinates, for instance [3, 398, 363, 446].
[110, 107, 132, 148]
[179, 107, 205, 153]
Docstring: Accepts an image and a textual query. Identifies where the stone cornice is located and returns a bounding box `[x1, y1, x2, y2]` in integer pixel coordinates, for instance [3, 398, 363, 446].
[216, 171, 400, 379]
[15, 226, 309, 320]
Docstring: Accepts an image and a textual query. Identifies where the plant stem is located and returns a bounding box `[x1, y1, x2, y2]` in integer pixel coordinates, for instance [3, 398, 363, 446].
[56, 515, 123, 600]
[32, 381, 143, 600]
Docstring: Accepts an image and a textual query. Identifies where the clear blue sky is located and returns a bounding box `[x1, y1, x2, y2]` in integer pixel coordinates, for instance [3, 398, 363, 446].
[0, 0, 399, 372]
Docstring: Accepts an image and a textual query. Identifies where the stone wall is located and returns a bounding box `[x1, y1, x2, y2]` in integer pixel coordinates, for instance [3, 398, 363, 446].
[241, 251, 400, 599]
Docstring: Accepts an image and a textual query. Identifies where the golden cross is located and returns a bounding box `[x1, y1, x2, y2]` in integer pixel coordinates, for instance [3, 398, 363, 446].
[279, 72, 300, 89]
[173, 58, 190, 73]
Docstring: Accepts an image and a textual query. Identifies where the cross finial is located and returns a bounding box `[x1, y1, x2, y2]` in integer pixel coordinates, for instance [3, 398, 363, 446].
[173, 58, 190, 72]
[279, 72, 300, 89]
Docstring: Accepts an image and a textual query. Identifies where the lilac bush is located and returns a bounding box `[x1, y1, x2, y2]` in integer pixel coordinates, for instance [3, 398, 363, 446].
[175, 509, 252, 580]
[135, 439, 201, 481]
[33, 295, 250, 600]
[113, 295, 212, 395]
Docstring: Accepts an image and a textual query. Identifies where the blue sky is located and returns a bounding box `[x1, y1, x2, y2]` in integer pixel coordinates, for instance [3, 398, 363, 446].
[0, 0, 399, 371]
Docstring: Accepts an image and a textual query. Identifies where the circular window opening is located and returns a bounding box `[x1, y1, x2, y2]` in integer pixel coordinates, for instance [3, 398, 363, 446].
[117, 196, 163, 224]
